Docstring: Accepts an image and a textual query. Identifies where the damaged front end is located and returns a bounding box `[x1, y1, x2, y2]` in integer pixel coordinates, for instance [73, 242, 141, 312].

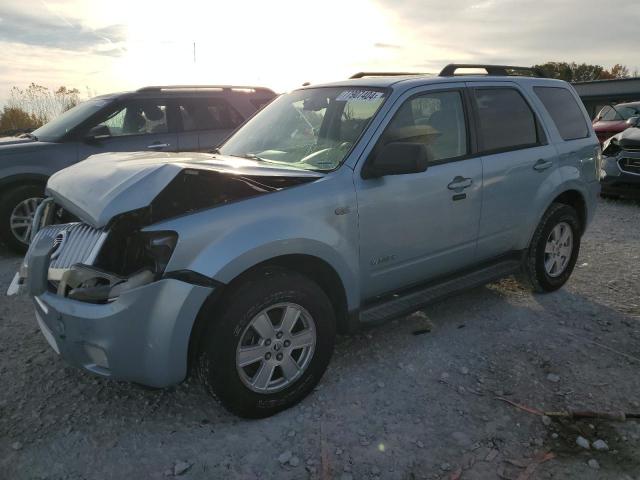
[10, 159, 320, 303]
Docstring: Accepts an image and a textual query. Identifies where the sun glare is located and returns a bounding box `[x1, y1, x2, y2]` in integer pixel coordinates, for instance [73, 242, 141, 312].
[95, 0, 400, 93]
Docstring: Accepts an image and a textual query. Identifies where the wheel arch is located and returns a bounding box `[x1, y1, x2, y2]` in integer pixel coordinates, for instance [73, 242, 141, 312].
[0, 173, 48, 193]
[187, 253, 354, 376]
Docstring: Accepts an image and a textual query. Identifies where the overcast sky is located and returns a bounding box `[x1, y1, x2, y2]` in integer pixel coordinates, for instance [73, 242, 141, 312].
[1, 0, 639, 104]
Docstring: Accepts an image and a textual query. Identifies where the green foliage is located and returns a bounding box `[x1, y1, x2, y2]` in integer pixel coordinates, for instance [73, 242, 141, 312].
[533, 62, 631, 82]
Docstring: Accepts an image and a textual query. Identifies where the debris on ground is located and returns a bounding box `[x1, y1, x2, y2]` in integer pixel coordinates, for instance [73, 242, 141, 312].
[576, 436, 590, 449]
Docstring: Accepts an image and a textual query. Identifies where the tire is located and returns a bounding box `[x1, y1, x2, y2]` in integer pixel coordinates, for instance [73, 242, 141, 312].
[522, 203, 581, 293]
[196, 267, 336, 418]
[0, 184, 45, 254]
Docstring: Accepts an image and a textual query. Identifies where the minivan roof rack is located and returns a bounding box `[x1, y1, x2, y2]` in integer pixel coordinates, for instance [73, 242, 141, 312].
[136, 85, 275, 93]
[439, 64, 546, 78]
[349, 72, 427, 79]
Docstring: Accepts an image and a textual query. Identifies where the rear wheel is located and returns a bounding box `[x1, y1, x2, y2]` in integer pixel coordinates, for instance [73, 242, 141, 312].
[522, 203, 581, 292]
[196, 267, 336, 418]
[0, 184, 45, 253]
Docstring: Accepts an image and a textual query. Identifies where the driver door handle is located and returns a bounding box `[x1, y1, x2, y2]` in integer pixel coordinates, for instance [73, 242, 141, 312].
[147, 143, 170, 149]
[447, 176, 473, 190]
[533, 159, 553, 171]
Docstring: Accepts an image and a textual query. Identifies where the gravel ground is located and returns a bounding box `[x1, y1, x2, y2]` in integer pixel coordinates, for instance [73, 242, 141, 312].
[1, 197, 639, 480]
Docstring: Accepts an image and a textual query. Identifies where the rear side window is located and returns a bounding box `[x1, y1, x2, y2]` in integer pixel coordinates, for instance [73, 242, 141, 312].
[534, 87, 588, 140]
[473, 88, 538, 153]
[177, 98, 244, 132]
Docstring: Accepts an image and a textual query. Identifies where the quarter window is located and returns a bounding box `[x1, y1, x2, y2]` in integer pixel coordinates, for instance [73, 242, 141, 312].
[381, 91, 468, 162]
[474, 88, 538, 153]
[534, 87, 588, 141]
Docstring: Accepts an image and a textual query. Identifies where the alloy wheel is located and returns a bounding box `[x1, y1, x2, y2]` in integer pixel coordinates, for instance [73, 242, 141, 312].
[236, 302, 316, 393]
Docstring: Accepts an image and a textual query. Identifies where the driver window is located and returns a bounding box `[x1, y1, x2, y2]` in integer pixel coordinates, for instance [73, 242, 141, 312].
[381, 91, 468, 162]
[93, 100, 169, 137]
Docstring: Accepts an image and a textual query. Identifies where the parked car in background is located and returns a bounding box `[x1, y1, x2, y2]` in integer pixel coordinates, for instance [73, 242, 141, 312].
[600, 126, 640, 198]
[12, 64, 599, 418]
[592, 102, 640, 144]
[0, 85, 276, 252]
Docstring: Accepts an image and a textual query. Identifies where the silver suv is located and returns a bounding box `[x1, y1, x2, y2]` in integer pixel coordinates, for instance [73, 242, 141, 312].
[12, 65, 600, 418]
[0, 85, 276, 252]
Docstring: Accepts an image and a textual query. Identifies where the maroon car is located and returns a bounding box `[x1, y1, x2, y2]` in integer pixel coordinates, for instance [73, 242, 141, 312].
[592, 102, 640, 144]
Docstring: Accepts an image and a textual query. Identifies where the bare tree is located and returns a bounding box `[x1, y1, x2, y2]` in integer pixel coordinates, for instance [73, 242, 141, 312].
[6, 83, 81, 127]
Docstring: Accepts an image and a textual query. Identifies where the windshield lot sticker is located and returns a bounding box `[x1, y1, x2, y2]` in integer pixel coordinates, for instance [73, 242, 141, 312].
[336, 90, 384, 102]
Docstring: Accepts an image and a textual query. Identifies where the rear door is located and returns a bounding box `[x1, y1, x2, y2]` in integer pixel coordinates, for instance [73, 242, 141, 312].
[77, 98, 177, 159]
[194, 97, 245, 151]
[468, 82, 558, 260]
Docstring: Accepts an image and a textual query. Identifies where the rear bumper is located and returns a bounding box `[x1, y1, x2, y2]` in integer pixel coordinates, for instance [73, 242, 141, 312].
[33, 278, 213, 387]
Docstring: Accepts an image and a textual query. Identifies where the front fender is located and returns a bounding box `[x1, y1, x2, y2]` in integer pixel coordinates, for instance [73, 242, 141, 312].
[145, 168, 360, 310]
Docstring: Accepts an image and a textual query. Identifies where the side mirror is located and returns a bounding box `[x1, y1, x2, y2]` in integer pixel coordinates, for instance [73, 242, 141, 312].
[84, 125, 110, 142]
[363, 142, 430, 179]
[626, 116, 640, 127]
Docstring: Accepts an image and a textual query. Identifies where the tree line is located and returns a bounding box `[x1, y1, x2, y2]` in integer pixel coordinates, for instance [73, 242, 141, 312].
[0, 62, 637, 136]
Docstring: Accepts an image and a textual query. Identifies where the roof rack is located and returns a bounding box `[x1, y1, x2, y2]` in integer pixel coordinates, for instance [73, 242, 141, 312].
[349, 72, 426, 79]
[439, 64, 546, 78]
[136, 85, 275, 93]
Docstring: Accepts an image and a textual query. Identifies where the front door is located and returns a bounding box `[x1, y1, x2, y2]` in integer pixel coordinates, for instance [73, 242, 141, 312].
[77, 98, 177, 160]
[355, 85, 483, 299]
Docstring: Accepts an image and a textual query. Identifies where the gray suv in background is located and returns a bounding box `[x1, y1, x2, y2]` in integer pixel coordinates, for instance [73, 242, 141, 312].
[14, 65, 600, 418]
[0, 85, 276, 252]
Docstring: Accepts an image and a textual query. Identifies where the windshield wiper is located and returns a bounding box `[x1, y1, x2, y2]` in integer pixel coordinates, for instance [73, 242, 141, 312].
[20, 132, 38, 141]
[242, 153, 266, 162]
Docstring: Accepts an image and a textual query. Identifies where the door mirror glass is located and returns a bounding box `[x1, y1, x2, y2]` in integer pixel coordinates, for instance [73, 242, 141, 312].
[364, 142, 430, 178]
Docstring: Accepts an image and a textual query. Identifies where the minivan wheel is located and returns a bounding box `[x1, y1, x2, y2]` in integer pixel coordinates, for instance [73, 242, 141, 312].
[0, 184, 45, 253]
[197, 267, 336, 418]
[523, 203, 581, 292]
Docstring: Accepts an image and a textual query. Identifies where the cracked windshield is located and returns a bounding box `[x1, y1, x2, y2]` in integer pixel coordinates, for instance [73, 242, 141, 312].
[219, 87, 388, 171]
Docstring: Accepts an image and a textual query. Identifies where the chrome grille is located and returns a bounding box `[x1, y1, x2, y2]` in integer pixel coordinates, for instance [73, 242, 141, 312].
[27, 222, 108, 279]
[619, 157, 640, 175]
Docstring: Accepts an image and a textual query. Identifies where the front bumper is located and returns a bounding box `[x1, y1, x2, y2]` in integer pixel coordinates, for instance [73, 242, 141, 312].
[23, 227, 213, 387]
[33, 278, 212, 387]
[600, 155, 640, 197]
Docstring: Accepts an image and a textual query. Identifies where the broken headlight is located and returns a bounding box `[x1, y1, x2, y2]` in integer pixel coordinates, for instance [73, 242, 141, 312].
[60, 231, 178, 303]
[141, 231, 178, 276]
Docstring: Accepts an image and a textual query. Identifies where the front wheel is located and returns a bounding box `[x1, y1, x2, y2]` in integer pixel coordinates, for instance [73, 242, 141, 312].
[522, 203, 581, 292]
[197, 267, 336, 418]
[0, 184, 45, 253]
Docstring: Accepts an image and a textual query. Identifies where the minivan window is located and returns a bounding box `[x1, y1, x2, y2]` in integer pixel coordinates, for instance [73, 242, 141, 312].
[474, 88, 538, 153]
[92, 100, 169, 136]
[534, 87, 588, 141]
[380, 90, 467, 162]
[219, 87, 388, 171]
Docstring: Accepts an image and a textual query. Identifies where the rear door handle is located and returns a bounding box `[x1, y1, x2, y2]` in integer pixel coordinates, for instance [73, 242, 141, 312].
[447, 176, 473, 190]
[533, 159, 553, 171]
[147, 143, 170, 149]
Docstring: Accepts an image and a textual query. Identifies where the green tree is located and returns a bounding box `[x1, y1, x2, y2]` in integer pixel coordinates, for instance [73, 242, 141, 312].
[533, 62, 631, 81]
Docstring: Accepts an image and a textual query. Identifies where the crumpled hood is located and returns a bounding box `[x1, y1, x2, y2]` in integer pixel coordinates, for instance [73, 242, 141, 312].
[602, 127, 640, 155]
[46, 151, 323, 228]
